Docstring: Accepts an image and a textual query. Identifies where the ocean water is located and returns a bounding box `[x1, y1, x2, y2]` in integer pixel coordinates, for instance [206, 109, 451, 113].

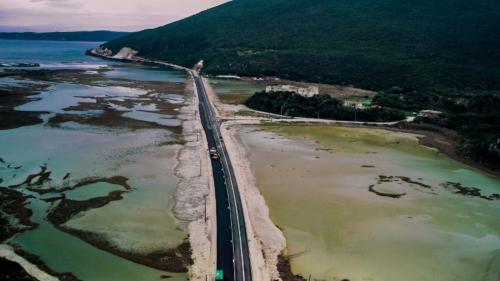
[0, 39, 188, 81]
[0, 39, 110, 68]
[0, 39, 188, 281]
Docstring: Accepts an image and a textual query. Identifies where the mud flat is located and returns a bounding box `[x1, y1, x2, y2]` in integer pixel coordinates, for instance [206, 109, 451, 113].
[0, 244, 57, 281]
[235, 123, 500, 281]
[1, 66, 191, 281]
[0, 187, 37, 241]
[1, 245, 80, 281]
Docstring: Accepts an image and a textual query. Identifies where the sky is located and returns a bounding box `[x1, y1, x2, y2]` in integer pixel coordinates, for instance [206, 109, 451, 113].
[0, 0, 228, 32]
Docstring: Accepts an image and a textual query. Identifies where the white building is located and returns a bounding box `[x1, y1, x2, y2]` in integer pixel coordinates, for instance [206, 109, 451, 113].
[418, 109, 443, 118]
[92, 47, 113, 57]
[216, 75, 241, 80]
[194, 60, 204, 72]
[343, 100, 365, 109]
[265, 85, 319, 97]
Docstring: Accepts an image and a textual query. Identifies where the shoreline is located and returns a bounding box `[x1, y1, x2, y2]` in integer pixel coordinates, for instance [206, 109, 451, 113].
[230, 121, 500, 281]
[173, 74, 217, 280]
[219, 119, 500, 281]
[56, 226, 193, 273]
[219, 119, 286, 281]
[386, 122, 500, 177]
[0, 244, 80, 281]
[297, 121, 500, 177]
[201, 77, 289, 280]
[261, 120, 499, 177]
[42, 185, 196, 273]
[1, 55, 210, 279]
[0, 187, 38, 241]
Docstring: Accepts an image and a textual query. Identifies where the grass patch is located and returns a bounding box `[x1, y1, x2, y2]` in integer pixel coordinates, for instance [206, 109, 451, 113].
[234, 110, 271, 118]
[218, 93, 251, 105]
[260, 123, 431, 156]
[344, 95, 373, 106]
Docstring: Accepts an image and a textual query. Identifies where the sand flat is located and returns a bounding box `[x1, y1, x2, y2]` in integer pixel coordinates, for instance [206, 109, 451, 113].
[237, 124, 500, 281]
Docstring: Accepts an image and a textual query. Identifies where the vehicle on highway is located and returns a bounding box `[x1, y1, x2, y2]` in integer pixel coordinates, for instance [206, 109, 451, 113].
[209, 147, 220, 160]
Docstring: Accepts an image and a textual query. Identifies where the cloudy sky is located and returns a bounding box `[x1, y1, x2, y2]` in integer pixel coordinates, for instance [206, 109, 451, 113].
[0, 0, 228, 32]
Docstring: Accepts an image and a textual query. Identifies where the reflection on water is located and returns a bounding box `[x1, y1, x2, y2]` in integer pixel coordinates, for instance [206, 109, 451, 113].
[15, 221, 174, 281]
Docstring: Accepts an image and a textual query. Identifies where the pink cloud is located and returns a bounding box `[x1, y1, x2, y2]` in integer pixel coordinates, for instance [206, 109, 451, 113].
[0, 0, 229, 32]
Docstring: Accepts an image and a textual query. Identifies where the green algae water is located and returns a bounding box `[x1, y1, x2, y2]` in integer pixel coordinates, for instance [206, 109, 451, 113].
[0, 40, 188, 280]
[239, 125, 500, 281]
[209, 78, 263, 96]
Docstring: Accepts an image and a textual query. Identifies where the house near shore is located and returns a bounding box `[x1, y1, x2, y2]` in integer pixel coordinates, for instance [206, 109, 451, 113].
[343, 100, 365, 109]
[112, 47, 138, 60]
[418, 109, 443, 118]
[265, 85, 319, 97]
[92, 47, 113, 57]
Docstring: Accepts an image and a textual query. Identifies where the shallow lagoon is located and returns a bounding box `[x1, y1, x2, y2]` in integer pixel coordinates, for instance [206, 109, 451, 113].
[1, 113, 187, 281]
[239, 124, 500, 281]
[209, 78, 263, 95]
[210, 78, 264, 104]
[0, 40, 190, 280]
[105, 66, 186, 83]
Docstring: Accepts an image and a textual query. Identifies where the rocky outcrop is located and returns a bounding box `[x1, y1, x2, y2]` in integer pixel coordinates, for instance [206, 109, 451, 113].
[112, 47, 138, 60]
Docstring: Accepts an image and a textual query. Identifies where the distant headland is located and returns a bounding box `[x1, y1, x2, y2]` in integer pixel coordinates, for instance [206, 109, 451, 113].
[0, 31, 128, 42]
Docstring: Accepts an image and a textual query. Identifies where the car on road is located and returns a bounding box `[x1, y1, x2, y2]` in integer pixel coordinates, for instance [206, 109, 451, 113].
[209, 147, 220, 160]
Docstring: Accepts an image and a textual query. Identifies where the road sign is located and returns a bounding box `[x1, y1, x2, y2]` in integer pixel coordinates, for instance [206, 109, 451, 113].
[215, 269, 224, 280]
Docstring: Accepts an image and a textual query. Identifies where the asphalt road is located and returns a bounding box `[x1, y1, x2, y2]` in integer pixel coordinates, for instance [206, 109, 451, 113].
[194, 74, 252, 281]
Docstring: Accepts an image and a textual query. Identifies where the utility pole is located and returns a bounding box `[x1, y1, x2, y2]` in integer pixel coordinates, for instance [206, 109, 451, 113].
[204, 196, 207, 223]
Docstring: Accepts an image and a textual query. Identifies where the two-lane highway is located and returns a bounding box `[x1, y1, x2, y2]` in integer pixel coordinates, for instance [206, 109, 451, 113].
[194, 73, 252, 281]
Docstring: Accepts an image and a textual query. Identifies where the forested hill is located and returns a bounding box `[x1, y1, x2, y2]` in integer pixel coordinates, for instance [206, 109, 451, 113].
[0, 31, 128, 42]
[104, 0, 500, 91]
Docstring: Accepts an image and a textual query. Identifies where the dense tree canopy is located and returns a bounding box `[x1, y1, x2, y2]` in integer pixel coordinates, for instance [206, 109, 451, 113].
[105, 0, 500, 91]
[246, 91, 405, 122]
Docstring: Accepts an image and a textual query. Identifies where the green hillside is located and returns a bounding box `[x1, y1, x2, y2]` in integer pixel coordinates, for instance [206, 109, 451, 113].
[0, 31, 128, 42]
[104, 0, 500, 91]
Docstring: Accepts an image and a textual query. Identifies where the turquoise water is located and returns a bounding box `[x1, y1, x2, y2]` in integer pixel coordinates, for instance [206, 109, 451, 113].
[0, 39, 188, 280]
[105, 66, 186, 82]
[0, 39, 110, 68]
